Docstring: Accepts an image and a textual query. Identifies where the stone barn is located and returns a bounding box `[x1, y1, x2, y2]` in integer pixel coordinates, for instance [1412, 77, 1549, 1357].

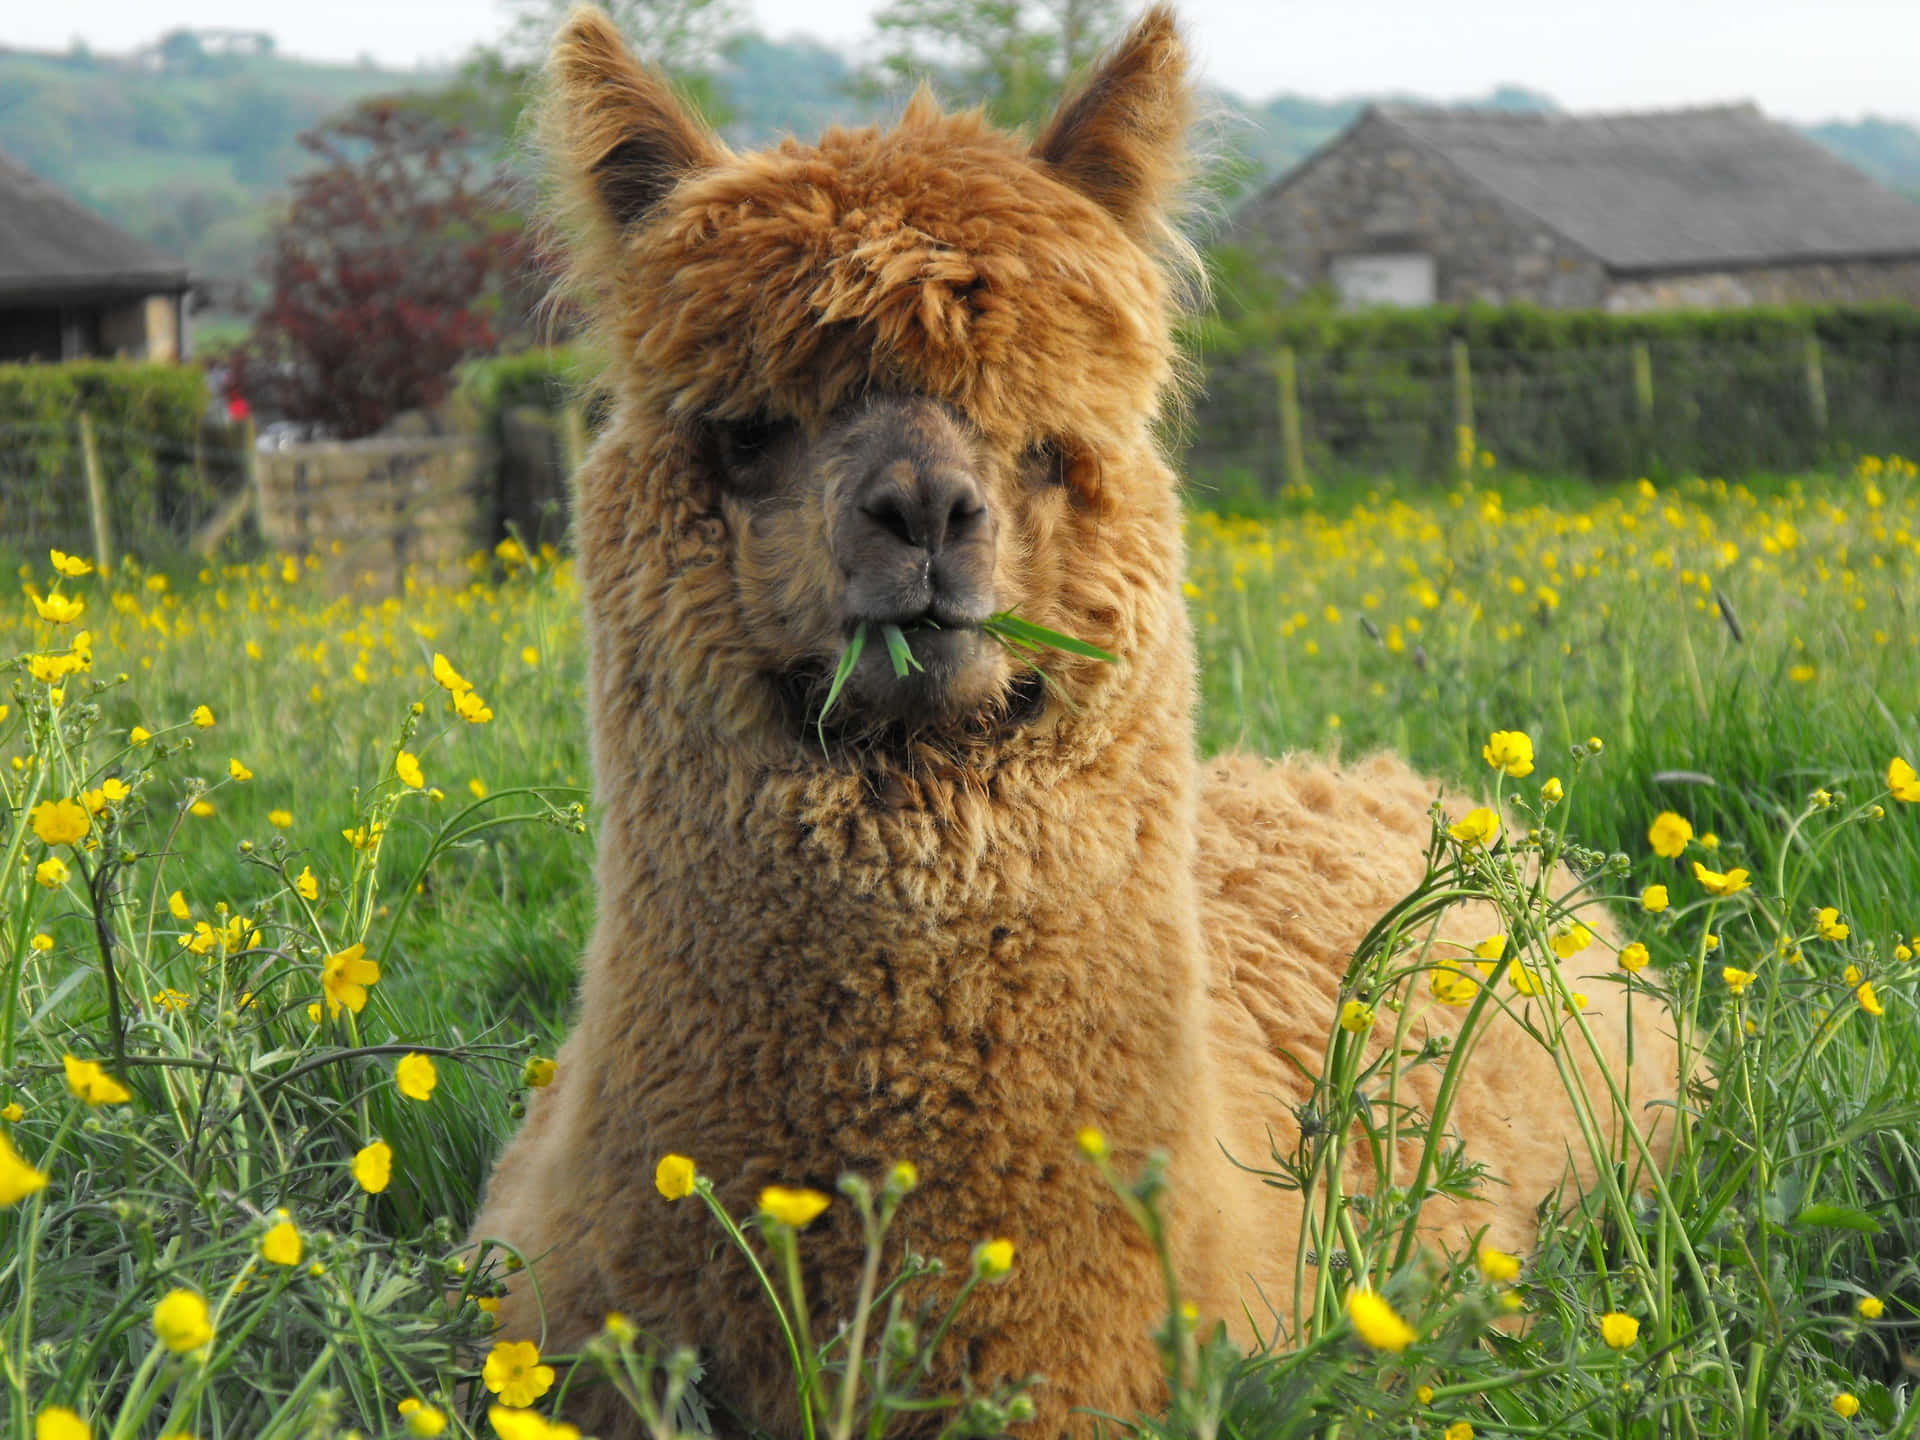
[1228, 103, 1920, 312]
[0, 149, 192, 363]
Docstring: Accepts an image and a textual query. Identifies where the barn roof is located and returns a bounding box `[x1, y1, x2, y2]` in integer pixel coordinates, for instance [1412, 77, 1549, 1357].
[0, 149, 190, 303]
[1368, 103, 1920, 273]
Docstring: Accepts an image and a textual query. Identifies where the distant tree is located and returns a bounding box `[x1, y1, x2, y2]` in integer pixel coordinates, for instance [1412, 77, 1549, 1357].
[863, 0, 1123, 130]
[230, 100, 529, 438]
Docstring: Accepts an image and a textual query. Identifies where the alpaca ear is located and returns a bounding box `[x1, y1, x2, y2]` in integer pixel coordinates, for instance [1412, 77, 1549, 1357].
[1032, 5, 1191, 238]
[546, 6, 723, 233]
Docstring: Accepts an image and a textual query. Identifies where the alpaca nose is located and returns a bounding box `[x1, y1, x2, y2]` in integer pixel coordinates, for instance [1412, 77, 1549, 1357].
[855, 459, 988, 561]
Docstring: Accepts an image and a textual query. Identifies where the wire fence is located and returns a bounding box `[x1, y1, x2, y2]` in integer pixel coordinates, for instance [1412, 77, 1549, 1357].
[1185, 333, 1920, 490]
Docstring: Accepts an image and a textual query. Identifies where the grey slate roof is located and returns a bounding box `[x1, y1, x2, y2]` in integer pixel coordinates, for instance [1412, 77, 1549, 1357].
[1372, 103, 1920, 273]
[0, 149, 189, 302]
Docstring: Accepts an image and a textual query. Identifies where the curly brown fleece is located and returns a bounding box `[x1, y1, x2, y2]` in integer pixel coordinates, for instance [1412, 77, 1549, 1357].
[469, 9, 1680, 1436]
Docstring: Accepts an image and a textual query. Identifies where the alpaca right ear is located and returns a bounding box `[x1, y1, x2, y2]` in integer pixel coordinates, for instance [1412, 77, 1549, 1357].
[546, 6, 723, 234]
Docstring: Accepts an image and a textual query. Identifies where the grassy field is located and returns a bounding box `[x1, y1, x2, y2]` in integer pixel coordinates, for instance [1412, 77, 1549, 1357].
[2, 460, 1917, 1438]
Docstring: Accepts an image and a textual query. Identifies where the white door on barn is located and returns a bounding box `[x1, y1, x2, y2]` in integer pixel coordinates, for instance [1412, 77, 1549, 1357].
[1330, 252, 1437, 308]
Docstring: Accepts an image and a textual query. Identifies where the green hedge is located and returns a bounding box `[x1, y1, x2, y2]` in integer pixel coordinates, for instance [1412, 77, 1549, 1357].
[1186, 302, 1920, 486]
[0, 361, 224, 559]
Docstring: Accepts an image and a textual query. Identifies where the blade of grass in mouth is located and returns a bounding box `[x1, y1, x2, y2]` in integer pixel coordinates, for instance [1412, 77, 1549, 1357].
[816, 622, 868, 749]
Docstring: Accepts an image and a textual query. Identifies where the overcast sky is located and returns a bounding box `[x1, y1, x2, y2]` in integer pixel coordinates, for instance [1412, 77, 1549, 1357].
[12, 1, 1920, 124]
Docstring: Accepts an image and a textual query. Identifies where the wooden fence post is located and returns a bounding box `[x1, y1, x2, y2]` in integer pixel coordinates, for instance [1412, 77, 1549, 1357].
[78, 410, 112, 576]
[1631, 341, 1654, 428]
[1451, 337, 1474, 475]
[1804, 335, 1828, 439]
[1275, 346, 1307, 491]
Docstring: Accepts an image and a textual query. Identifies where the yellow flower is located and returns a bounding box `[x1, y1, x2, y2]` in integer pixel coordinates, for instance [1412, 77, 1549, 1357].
[62, 1055, 130, 1106]
[399, 1400, 448, 1437]
[353, 1139, 393, 1193]
[1510, 962, 1544, 997]
[189, 800, 215, 819]
[227, 758, 253, 783]
[1472, 934, 1507, 966]
[191, 704, 215, 729]
[1345, 1287, 1416, 1351]
[1478, 1247, 1521, 1283]
[0, 1130, 51, 1206]
[1618, 942, 1650, 973]
[1700, 831, 1720, 850]
[1889, 756, 1920, 803]
[496, 537, 528, 566]
[1852, 972, 1884, 1017]
[654, 1153, 697, 1200]
[35, 1407, 90, 1440]
[30, 933, 53, 952]
[888, 1160, 918, 1192]
[1550, 922, 1595, 958]
[1703, 932, 1720, 952]
[321, 943, 380, 1016]
[1648, 811, 1693, 858]
[180, 922, 218, 957]
[469, 777, 489, 799]
[1338, 999, 1375, 1032]
[1076, 1126, 1108, 1159]
[152, 1289, 214, 1352]
[27, 652, 82, 684]
[432, 652, 471, 694]
[454, 689, 494, 725]
[1540, 776, 1564, 805]
[759, 1185, 831, 1228]
[1444, 1424, 1474, 1440]
[1832, 1393, 1860, 1419]
[1641, 884, 1669, 912]
[261, 1217, 303, 1266]
[1598, 1311, 1639, 1349]
[268, 809, 294, 828]
[1693, 863, 1750, 897]
[483, 1340, 556, 1408]
[1416, 1384, 1434, 1404]
[396, 751, 425, 789]
[975, 1238, 1015, 1278]
[1428, 961, 1479, 1006]
[342, 821, 386, 851]
[522, 646, 540, 666]
[30, 799, 90, 846]
[34, 592, 85, 624]
[1721, 966, 1758, 996]
[151, 989, 190, 1013]
[523, 1057, 557, 1088]
[1815, 907, 1849, 941]
[1483, 730, 1535, 778]
[50, 549, 93, 578]
[168, 890, 191, 920]
[1448, 807, 1499, 848]
[34, 857, 68, 890]
[488, 1407, 580, 1440]
[1, 1103, 21, 1122]
[296, 866, 319, 901]
[129, 726, 152, 747]
[396, 1053, 439, 1102]
[1858, 1296, 1885, 1319]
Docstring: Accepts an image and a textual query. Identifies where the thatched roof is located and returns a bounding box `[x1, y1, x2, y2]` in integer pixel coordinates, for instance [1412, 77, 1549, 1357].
[0, 149, 190, 303]
[1371, 102, 1920, 273]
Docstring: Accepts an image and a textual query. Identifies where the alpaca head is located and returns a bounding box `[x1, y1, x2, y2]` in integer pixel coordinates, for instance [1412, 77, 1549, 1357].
[548, 6, 1199, 777]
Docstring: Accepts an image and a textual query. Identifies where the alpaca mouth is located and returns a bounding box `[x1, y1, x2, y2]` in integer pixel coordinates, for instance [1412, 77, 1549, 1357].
[772, 625, 1047, 760]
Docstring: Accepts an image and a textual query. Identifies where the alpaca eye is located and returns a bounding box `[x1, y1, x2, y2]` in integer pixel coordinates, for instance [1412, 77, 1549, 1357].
[710, 414, 793, 491]
[1025, 438, 1070, 489]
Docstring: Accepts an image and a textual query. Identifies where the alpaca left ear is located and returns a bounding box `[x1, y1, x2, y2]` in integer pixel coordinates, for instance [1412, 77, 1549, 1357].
[1032, 5, 1191, 239]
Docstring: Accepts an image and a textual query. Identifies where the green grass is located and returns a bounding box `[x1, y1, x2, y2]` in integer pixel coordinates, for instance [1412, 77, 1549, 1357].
[1, 464, 1917, 1438]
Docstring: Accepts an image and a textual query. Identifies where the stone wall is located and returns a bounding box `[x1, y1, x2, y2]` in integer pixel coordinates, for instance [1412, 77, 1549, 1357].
[256, 435, 486, 592]
[1227, 111, 1610, 308]
[1604, 257, 1920, 311]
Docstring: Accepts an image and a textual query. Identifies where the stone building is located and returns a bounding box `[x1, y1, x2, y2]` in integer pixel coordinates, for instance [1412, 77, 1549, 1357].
[1228, 103, 1920, 311]
[0, 149, 191, 363]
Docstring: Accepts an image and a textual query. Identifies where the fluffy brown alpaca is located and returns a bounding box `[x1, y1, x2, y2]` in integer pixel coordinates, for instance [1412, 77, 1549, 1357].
[470, 9, 1680, 1435]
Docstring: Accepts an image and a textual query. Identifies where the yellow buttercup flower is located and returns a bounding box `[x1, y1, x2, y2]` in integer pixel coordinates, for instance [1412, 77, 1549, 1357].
[1483, 729, 1535, 778]
[1478, 1247, 1521, 1283]
[396, 1053, 439, 1101]
[1472, 934, 1507, 966]
[30, 799, 89, 847]
[268, 809, 294, 827]
[1428, 961, 1479, 1006]
[129, 726, 152, 747]
[1338, 999, 1375, 1033]
[454, 689, 494, 724]
[50, 548, 93, 577]
[1448, 807, 1499, 848]
[1815, 907, 1849, 941]
[469, 777, 489, 799]
[1076, 1126, 1108, 1159]
[1618, 942, 1650, 973]
[0, 1130, 51, 1206]
[1345, 1287, 1416, 1351]
[759, 1185, 831, 1228]
[1889, 756, 1920, 803]
[432, 652, 471, 694]
[353, 1139, 393, 1193]
[152, 1289, 214, 1352]
[189, 800, 215, 819]
[654, 1153, 697, 1200]
[1540, 776, 1564, 805]
[399, 1399, 448, 1437]
[1693, 863, 1750, 897]
[30, 933, 53, 953]
[191, 704, 215, 729]
[1550, 922, 1595, 958]
[35, 1407, 90, 1440]
[1598, 1311, 1639, 1349]
[1648, 811, 1692, 858]
[321, 943, 380, 1017]
[523, 1057, 557, 1087]
[34, 592, 85, 624]
[227, 758, 253, 783]
[482, 1340, 555, 1408]
[975, 1238, 1015, 1278]
[1641, 884, 1669, 912]
[261, 1217, 303, 1266]
[1832, 1393, 1860, 1418]
[1721, 966, 1758, 995]
[168, 890, 191, 920]
[151, 989, 190, 1013]
[296, 866, 319, 901]
[396, 751, 425, 789]
[1444, 1424, 1474, 1440]
[62, 1055, 130, 1106]
[488, 1407, 580, 1440]
[1858, 1296, 1885, 1319]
